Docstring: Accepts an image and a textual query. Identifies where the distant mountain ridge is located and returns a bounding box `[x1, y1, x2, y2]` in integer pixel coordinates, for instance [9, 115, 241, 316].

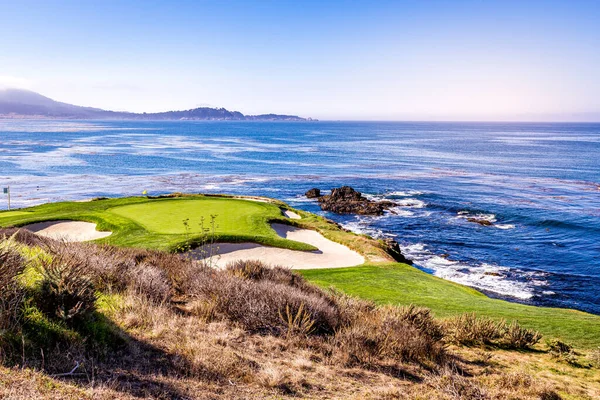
[0, 89, 313, 121]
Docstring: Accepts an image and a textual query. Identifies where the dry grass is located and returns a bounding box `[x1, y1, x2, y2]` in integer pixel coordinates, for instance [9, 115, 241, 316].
[331, 304, 446, 369]
[36, 252, 97, 323]
[0, 229, 598, 399]
[443, 313, 541, 349]
[0, 240, 25, 334]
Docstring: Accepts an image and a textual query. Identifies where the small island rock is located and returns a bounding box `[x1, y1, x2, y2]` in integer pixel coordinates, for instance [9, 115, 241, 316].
[382, 238, 413, 264]
[467, 217, 494, 226]
[317, 186, 395, 215]
[305, 188, 321, 198]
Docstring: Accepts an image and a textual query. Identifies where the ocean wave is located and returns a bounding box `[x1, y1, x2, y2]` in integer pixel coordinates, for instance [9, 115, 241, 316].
[400, 243, 547, 300]
[386, 207, 415, 217]
[495, 224, 515, 230]
[386, 190, 425, 197]
[339, 219, 386, 239]
[394, 198, 427, 208]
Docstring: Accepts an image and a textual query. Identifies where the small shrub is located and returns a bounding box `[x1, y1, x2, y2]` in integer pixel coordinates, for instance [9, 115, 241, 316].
[193, 272, 339, 335]
[279, 303, 315, 338]
[0, 244, 26, 332]
[546, 339, 572, 355]
[546, 339, 578, 365]
[226, 261, 331, 301]
[501, 321, 542, 349]
[397, 304, 444, 341]
[127, 262, 171, 304]
[539, 389, 562, 400]
[227, 259, 269, 280]
[444, 314, 541, 349]
[444, 313, 502, 346]
[36, 254, 96, 324]
[426, 368, 488, 400]
[590, 347, 600, 369]
[188, 261, 340, 335]
[332, 305, 446, 367]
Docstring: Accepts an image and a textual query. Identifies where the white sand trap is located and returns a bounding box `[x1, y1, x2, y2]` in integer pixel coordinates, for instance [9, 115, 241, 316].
[190, 223, 364, 269]
[24, 221, 112, 242]
[283, 209, 301, 219]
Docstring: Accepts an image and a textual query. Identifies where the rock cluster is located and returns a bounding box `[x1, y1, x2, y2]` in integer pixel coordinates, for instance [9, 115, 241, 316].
[382, 238, 413, 265]
[305, 186, 412, 264]
[467, 217, 493, 226]
[307, 186, 395, 216]
[305, 188, 321, 198]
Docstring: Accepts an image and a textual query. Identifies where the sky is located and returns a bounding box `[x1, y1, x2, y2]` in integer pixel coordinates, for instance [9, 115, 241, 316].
[1, 0, 599, 121]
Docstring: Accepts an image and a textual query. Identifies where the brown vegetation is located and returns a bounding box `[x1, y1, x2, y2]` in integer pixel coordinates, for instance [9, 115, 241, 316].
[0, 228, 598, 399]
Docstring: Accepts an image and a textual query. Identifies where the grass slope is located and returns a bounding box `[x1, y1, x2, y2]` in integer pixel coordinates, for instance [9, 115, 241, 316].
[300, 264, 600, 349]
[0, 195, 314, 252]
[1, 194, 599, 350]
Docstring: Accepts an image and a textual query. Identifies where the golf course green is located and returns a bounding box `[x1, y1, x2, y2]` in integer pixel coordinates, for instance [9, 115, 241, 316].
[0, 195, 315, 251]
[1, 194, 599, 349]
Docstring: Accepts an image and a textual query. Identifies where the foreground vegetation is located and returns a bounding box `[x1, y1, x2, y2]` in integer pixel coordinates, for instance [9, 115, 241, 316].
[2, 230, 599, 399]
[1, 194, 600, 398]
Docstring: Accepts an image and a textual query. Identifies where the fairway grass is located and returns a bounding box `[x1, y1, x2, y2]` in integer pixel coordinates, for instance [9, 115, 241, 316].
[299, 264, 600, 349]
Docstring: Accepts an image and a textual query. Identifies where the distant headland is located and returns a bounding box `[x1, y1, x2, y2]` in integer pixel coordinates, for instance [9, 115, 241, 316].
[0, 88, 314, 121]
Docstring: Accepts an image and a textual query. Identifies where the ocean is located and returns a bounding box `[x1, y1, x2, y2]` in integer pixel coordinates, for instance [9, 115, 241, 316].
[1, 119, 599, 314]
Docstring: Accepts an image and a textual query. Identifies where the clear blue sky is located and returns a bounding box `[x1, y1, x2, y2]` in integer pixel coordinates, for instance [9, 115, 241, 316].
[1, 0, 599, 121]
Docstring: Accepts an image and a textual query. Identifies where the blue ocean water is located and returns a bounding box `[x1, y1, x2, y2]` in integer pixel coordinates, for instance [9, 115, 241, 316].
[1, 120, 599, 314]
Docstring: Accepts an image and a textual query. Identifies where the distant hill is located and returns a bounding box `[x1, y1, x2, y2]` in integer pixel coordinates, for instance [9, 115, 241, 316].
[0, 88, 313, 121]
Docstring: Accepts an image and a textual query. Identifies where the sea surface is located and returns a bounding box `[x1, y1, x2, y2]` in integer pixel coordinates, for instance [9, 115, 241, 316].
[1, 120, 599, 314]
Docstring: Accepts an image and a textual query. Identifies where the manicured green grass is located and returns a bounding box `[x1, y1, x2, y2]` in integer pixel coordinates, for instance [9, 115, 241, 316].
[299, 264, 600, 349]
[110, 199, 277, 235]
[0, 195, 314, 252]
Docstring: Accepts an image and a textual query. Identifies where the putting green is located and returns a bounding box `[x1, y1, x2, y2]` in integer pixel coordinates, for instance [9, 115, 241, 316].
[108, 198, 280, 235]
[0, 211, 32, 219]
[0, 195, 315, 251]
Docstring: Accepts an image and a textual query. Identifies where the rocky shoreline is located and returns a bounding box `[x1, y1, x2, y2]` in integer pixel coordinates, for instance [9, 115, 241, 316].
[306, 186, 396, 216]
[306, 186, 412, 264]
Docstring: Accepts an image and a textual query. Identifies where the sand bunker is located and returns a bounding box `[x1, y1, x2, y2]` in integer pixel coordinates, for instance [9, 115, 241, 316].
[283, 210, 301, 219]
[24, 221, 112, 242]
[190, 223, 364, 269]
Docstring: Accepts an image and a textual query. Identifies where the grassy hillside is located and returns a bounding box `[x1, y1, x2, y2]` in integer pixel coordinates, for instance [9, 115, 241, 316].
[300, 264, 600, 349]
[1, 231, 598, 399]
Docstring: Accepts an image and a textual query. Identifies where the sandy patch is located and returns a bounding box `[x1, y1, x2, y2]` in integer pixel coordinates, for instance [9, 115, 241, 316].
[190, 223, 364, 269]
[283, 210, 301, 219]
[231, 196, 273, 203]
[24, 221, 112, 242]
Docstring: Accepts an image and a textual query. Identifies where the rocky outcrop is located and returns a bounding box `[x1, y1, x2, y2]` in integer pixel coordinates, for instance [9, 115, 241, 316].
[309, 186, 395, 216]
[382, 238, 413, 265]
[305, 188, 321, 198]
[467, 217, 493, 226]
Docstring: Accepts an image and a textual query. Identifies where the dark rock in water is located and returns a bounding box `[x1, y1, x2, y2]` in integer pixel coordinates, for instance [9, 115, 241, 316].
[305, 188, 321, 198]
[317, 186, 395, 215]
[382, 238, 413, 264]
[484, 271, 503, 277]
[467, 217, 493, 226]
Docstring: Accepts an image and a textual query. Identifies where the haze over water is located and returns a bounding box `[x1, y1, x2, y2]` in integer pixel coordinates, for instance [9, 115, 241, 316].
[1, 119, 599, 314]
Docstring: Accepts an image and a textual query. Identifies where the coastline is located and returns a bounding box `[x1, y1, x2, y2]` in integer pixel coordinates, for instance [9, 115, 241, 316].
[1, 193, 599, 348]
